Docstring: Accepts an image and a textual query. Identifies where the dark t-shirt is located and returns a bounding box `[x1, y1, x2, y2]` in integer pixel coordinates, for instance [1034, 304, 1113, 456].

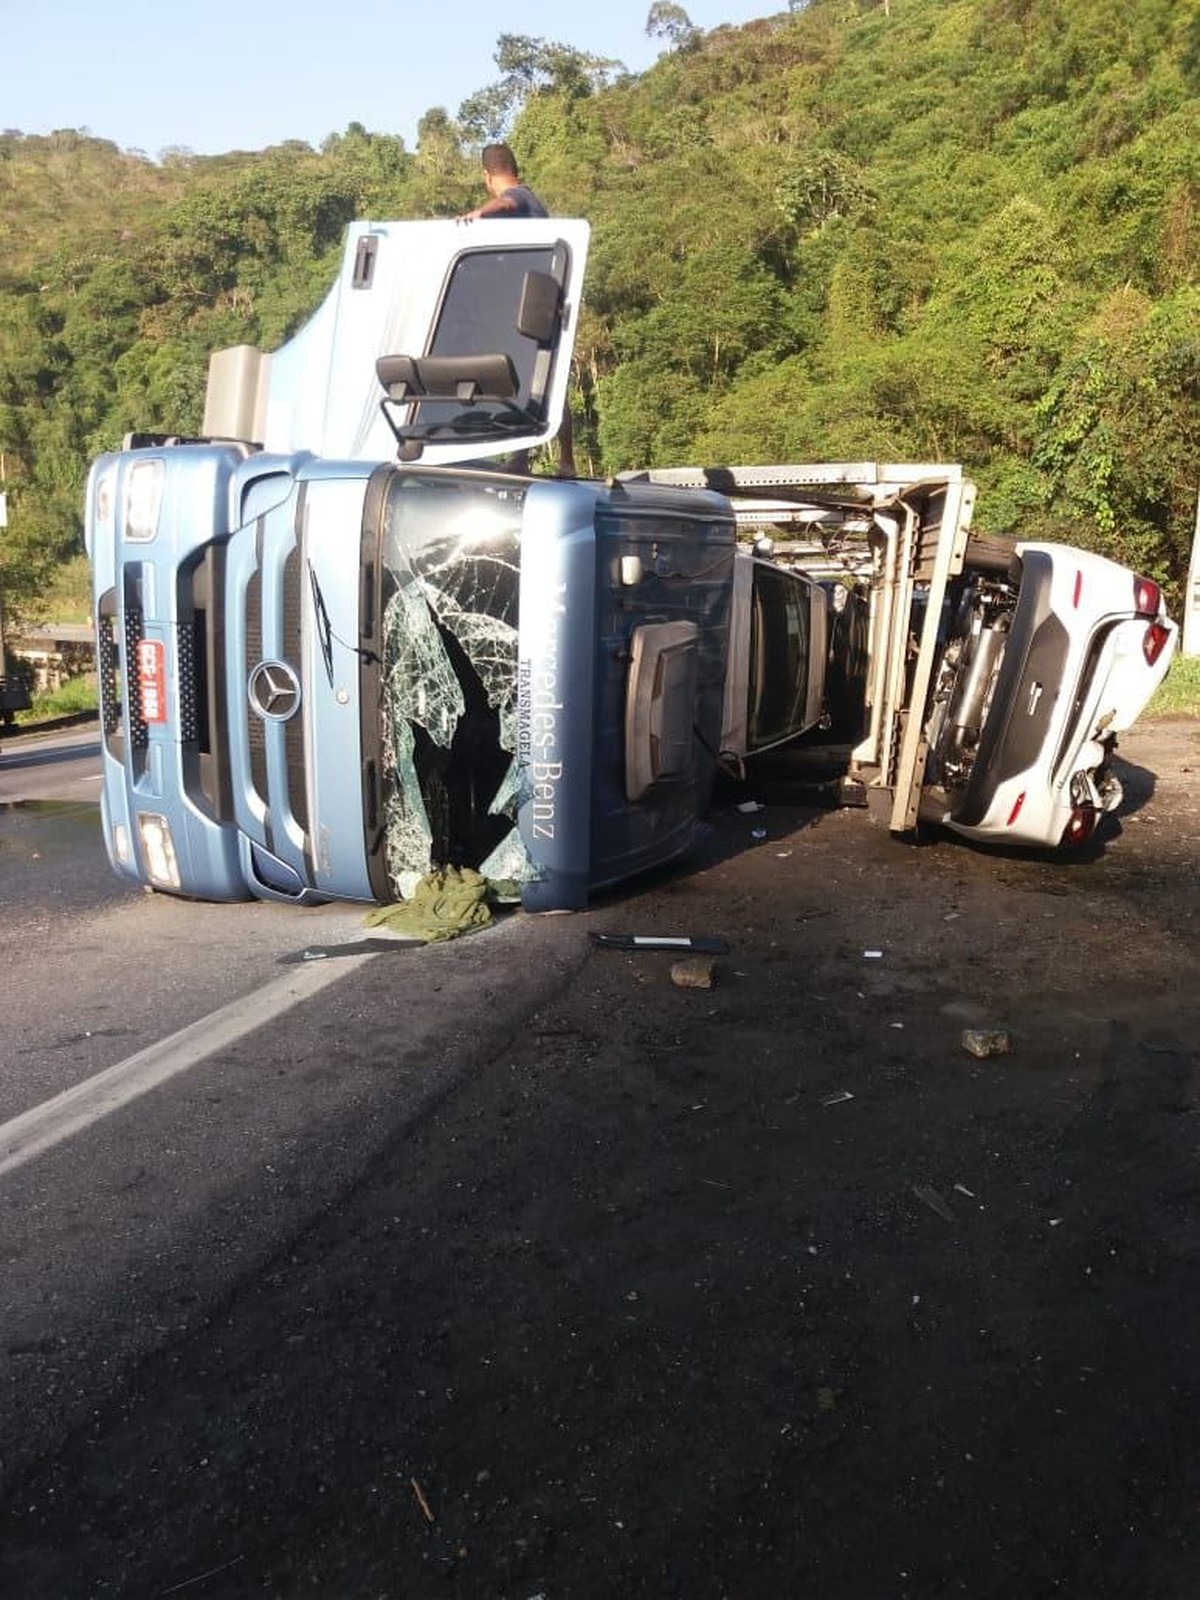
[500, 183, 548, 219]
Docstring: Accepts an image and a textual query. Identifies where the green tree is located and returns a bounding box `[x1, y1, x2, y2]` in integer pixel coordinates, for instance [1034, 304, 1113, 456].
[458, 35, 624, 142]
[2, 0, 1198, 602]
[646, 4, 700, 51]
[409, 109, 475, 216]
[1033, 285, 1200, 593]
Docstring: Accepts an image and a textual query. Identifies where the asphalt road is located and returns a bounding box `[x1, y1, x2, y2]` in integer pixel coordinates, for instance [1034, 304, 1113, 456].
[0, 719, 1196, 1599]
[0, 726, 594, 1530]
[0, 720, 103, 805]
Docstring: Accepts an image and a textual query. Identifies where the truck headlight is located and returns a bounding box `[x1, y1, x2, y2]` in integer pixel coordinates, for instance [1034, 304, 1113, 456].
[94, 466, 116, 526]
[137, 812, 181, 889]
[124, 458, 164, 543]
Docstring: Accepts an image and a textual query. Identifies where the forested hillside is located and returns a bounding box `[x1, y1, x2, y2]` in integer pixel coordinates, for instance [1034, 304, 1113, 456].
[1, 0, 1196, 623]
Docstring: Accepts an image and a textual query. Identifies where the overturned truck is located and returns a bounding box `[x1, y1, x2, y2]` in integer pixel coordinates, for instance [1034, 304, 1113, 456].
[84, 218, 1177, 911]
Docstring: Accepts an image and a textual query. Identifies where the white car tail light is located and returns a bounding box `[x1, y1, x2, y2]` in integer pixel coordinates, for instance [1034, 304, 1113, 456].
[1143, 619, 1172, 666]
[1133, 575, 1162, 617]
[1062, 805, 1098, 847]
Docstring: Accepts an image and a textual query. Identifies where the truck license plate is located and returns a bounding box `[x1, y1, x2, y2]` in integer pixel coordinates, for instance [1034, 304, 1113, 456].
[137, 639, 167, 724]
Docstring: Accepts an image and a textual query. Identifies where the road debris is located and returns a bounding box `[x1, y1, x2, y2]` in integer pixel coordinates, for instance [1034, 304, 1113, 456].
[160, 1556, 245, 1595]
[961, 1028, 1012, 1058]
[671, 957, 716, 989]
[821, 1090, 855, 1106]
[591, 932, 730, 954]
[410, 1478, 435, 1523]
[279, 936, 423, 964]
[912, 1184, 955, 1222]
[366, 866, 497, 942]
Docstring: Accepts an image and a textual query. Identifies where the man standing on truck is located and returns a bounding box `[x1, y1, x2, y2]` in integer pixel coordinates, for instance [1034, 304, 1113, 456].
[458, 143, 548, 221]
[457, 145, 577, 476]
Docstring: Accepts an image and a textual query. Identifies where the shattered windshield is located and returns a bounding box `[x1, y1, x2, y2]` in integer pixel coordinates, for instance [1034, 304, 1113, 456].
[376, 470, 531, 893]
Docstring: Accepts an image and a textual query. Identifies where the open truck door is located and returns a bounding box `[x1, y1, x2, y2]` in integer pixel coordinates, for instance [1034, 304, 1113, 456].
[201, 217, 590, 468]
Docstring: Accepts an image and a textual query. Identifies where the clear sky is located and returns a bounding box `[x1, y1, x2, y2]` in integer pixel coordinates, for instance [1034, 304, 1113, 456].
[4, 0, 778, 159]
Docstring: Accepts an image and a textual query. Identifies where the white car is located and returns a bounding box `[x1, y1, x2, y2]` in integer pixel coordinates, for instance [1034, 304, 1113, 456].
[922, 538, 1177, 849]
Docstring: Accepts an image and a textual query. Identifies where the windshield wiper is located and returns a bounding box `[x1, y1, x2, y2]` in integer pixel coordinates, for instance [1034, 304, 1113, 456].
[308, 563, 335, 686]
[309, 560, 381, 676]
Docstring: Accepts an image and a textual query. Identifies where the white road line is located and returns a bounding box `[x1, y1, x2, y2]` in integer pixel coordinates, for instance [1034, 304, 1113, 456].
[0, 951, 380, 1181]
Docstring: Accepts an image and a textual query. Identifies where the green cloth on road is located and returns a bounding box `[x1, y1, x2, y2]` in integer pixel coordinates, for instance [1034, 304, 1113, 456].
[364, 866, 497, 943]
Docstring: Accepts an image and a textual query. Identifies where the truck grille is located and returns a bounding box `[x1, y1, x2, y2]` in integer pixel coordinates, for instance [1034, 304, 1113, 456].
[97, 604, 121, 739]
[241, 531, 309, 851]
[178, 547, 232, 821]
[176, 612, 199, 742]
[123, 602, 150, 749]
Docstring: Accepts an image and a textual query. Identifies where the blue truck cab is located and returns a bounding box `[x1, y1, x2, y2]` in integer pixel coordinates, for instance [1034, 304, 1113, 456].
[85, 219, 735, 910]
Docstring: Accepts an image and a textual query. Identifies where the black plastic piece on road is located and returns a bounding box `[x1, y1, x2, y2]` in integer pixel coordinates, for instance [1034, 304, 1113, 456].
[278, 937, 426, 964]
[590, 933, 731, 954]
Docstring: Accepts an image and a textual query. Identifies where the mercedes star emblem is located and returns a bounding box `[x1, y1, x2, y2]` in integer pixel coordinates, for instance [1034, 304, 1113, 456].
[247, 660, 302, 722]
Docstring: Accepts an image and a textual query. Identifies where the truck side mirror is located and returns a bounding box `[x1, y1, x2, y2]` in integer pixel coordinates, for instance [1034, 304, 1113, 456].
[516, 271, 562, 344]
[375, 352, 519, 402]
